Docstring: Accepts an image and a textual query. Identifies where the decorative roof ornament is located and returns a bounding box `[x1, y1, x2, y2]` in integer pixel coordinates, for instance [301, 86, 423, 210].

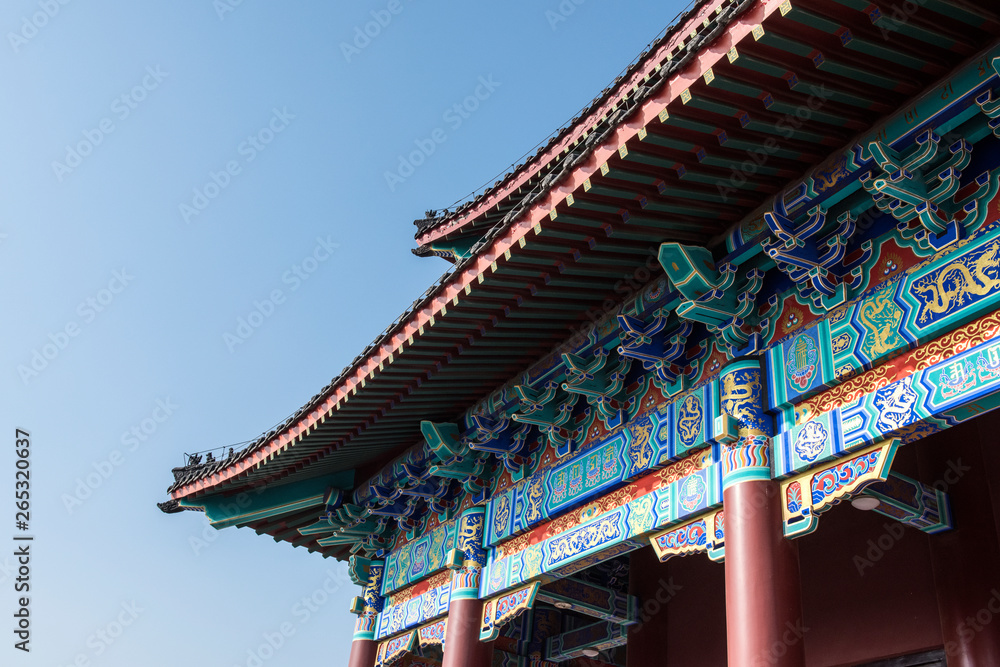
[658, 243, 778, 358]
[763, 191, 872, 311]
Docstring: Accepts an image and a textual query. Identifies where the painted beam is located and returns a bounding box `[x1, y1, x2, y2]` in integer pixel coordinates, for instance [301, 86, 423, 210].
[774, 306, 1000, 480]
[381, 518, 459, 595]
[545, 620, 628, 662]
[535, 578, 636, 625]
[860, 471, 953, 534]
[375, 578, 451, 641]
[481, 459, 722, 598]
[485, 378, 729, 548]
[183, 471, 351, 529]
[769, 213, 1000, 418]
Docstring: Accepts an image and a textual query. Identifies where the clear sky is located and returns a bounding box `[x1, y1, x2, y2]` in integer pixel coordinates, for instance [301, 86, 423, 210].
[1, 1, 690, 665]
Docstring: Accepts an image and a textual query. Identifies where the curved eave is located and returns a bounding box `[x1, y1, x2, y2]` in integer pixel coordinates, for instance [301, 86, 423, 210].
[167, 0, 1000, 506]
[414, 0, 731, 248]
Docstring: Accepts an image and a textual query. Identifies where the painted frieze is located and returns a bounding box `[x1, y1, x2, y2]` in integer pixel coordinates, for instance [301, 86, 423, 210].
[481, 458, 722, 598]
[775, 308, 1000, 478]
[485, 378, 728, 547]
[768, 219, 1000, 413]
[382, 516, 458, 595]
[375, 571, 451, 641]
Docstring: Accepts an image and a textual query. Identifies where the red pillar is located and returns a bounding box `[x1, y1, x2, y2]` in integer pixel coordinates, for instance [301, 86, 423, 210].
[919, 416, 1000, 666]
[724, 479, 806, 666]
[720, 360, 805, 667]
[347, 639, 377, 667]
[348, 559, 384, 667]
[441, 598, 494, 667]
[442, 508, 494, 667]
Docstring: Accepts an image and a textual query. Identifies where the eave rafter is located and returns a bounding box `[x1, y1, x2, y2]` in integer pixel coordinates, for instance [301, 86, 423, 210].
[415, 0, 741, 248]
[165, 0, 1000, 563]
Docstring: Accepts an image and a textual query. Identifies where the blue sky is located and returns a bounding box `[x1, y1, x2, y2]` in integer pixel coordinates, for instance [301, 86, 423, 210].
[0, 1, 690, 665]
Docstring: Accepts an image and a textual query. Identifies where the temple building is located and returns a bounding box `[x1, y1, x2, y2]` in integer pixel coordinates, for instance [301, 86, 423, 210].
[159, 1, 1000, 665]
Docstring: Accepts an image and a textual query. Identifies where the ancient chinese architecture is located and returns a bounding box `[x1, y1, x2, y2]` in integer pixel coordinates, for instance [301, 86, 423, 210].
[160, 1, 1000, 665]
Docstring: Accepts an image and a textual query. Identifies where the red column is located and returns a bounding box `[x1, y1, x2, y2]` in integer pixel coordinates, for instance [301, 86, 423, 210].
[441, 598, 494, 667]
[724, 479, 806, 667]
[442, 508, 494, 667]
[348, 559, 384, 667]
[919, 416, 1000, 666]
[347, 639, 377, 667]
[720, 360, 805, 667]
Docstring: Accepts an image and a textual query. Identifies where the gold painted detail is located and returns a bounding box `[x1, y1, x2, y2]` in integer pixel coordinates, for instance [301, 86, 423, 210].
[798, 308, 1000, 423]
[911, 238, 1000, 325]
[857, 282, 905, 357]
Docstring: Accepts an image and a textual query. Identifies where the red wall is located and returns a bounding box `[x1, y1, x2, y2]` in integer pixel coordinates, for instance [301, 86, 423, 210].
[627, 544, 728, 667]
[797, 495, 942, 666]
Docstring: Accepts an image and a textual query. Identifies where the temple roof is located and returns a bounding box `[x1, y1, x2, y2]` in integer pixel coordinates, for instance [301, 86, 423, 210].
[411, 0, 725, 252]
[160, 0, 1000, 559]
